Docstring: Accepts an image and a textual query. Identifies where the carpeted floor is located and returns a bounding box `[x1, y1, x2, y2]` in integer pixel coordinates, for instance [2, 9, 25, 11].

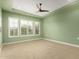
[1, 40, 79, 59]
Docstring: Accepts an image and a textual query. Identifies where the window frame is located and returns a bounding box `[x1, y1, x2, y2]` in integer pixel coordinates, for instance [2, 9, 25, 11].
[8, 17, 19, 38]
[20, 19, 28, 37]
[8, 17, 41, 38]
[34, 21, 40, 36]
[27, 21, 34, 36]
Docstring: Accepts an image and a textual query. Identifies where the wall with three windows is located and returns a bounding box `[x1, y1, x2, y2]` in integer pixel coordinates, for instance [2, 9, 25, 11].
[2, 10, 43, 43]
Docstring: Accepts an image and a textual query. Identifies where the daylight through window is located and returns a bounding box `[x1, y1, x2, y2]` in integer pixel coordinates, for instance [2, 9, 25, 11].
[8, 17, 40, 37]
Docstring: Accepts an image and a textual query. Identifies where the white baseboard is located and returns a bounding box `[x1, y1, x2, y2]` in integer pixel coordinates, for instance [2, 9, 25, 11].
[2, 38, 79, 48]
[3, 38, 43, 45]
[45, 39, 79, 48]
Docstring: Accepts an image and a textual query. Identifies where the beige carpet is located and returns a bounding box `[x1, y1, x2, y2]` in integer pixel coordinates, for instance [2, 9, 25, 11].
[1, 40, 79, 59]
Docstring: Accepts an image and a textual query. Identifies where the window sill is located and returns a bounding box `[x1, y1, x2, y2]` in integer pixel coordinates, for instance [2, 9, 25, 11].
[8, 34, 40, 38]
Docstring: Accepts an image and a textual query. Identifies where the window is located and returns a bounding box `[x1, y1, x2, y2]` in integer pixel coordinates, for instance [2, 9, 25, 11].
[34, 22, 40, 35]
[20, 20, 28, 36]
[27, 21, 33, 35]
[8, 17, 40, 37]
[8, 17, 19, 37]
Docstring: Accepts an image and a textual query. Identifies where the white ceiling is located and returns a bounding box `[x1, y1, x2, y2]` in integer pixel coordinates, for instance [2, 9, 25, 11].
[2, 0, 76, 16]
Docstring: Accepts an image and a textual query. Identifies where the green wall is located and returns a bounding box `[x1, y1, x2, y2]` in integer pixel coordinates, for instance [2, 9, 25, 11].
[0, 8, 2, 45]
[43, 2, 79, 45]
[2, 10, 42, 43]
